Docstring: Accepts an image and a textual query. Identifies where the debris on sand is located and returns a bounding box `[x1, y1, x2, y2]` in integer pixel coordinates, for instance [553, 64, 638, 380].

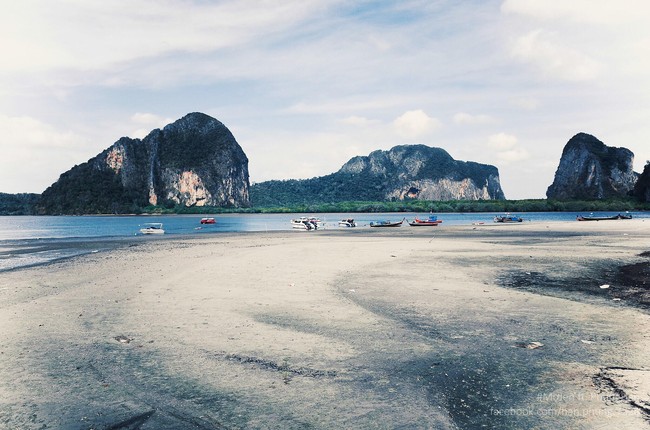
[514, 341, 544, 349]
[114, 335, 133, 344]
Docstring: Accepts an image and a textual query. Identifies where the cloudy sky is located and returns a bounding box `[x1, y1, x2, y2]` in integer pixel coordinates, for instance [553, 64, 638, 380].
[1, 0, 649, 199]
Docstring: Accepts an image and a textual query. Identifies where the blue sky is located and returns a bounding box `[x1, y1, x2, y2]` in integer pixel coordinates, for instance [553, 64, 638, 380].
[1, 0, 649, 199]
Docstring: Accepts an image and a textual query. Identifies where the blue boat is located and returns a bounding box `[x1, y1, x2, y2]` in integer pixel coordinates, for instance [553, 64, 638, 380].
[370, 218, 405, 227]
[494, 214, 523, 223]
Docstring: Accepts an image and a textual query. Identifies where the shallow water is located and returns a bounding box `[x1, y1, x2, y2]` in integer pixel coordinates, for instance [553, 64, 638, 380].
[0, 211, 644, 240]
[0, 211, 645, 272]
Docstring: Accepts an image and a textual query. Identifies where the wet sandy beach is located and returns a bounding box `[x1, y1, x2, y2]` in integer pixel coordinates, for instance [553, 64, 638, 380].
[1, 220, 649, 429]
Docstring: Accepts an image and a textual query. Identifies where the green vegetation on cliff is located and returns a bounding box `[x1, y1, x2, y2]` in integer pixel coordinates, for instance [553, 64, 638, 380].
[37, 163, 148, 215]
[250, 144, 505, 205]
[0, 193, 40, 215]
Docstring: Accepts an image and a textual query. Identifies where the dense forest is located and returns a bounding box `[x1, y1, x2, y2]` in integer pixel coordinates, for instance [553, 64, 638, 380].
[1, 196, 649, 216]
[36, 162, 149, 215]
[0, 193, 40, 215]
[249, 172, 386, 207]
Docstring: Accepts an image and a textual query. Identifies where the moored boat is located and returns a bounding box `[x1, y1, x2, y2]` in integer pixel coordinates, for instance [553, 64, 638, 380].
[291, 217, 320, 230]
[139, 223, 165, 234]
[370, 218, 404, 227]
[494, 213, 523, 223]
[408, 215, 443, 226]
[307, 216, 323, 228]
[576, 213, 633, 221]
[200, 217, 216, 224]
[338, 218, 357, 227]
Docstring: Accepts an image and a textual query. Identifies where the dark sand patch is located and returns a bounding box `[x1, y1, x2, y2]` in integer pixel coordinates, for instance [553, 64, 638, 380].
[497, 251, 650, 310]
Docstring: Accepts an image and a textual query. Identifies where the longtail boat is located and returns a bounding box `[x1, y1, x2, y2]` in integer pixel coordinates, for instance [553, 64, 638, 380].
[408, 215, 443, 226]
[576, 213, 632, 221]
[370, 218, 404, 227]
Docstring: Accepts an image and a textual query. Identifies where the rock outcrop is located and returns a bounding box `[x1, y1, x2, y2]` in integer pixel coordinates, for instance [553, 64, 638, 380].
[250, 144, 505, 206]
[633, 162, 650, 202]
[340, 145, 505, 200]
[546, 133, 638, 200]
[38, 113, 250, 214]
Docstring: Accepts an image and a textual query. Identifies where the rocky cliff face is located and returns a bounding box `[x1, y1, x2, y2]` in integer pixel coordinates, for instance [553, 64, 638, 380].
[633, 162, 650, 202]
[339, 145, 505, 200]
[39, 113, 250, 214]
[250, 144, 505, 206]
[546, 133, 638, 200]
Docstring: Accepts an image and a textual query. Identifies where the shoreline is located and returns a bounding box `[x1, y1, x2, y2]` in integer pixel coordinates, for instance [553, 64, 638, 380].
[1, 220, 649, 428]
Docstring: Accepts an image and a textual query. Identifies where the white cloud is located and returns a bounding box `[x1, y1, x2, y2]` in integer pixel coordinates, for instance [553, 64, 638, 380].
[1, 1, 650, 200]
[0, 1, 331, 74]
[510, 97, 539, 111]
[341, 116, 380, 127]
[511, 29, 602, 81]
[392, 110, 442, 139]
[502, 0, 650, 83]
[286, 97, 404, 115]
[496, 147, 531, 164]
[453, 112, 495, 125]
[501, 0, 649, 26]
[486, 132, 530, 165]
[488, 132, 518, 151]
[0, 115, 90, 193]
[130, 112, 175, 138]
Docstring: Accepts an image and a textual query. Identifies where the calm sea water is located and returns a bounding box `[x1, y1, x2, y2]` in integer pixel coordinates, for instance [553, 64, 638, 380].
[0, 211, 644, 271]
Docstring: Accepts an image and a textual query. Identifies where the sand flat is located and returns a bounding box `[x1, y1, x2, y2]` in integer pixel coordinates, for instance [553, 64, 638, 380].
[1, 220, 649, 429]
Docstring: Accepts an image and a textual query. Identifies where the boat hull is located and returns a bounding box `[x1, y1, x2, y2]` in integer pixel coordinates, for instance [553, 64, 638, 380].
[370, 219, 404, 227]
[494, 216, 522, 223]
[577, 214, 632, 221]
[338, 219, 357, 227]
[408, 221, 442, 226]
[140, 228, 164, 234]
[291, 219, 318, 230]
[139, 223, 164, 234]
[408, 217, 442, 226]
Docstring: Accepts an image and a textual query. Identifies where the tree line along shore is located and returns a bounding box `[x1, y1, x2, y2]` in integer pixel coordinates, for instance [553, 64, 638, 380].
[2, 194, 648, 216]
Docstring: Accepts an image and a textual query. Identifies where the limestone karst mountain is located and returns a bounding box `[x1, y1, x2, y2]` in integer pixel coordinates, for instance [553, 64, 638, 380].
[38, 113, 250, 214]
[250, 144, 505, 206]
[546, 133, 638, 200]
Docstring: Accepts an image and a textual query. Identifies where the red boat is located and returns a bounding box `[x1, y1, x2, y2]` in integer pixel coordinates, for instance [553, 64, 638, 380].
[200, 217, 216, 224]
[408, 215, 443, 226]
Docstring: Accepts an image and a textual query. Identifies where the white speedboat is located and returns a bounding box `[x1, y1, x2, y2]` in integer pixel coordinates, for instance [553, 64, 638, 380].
[338, 218, 357, 227]
[139, 223, 165, 234]
[291, 217, 320, 230]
